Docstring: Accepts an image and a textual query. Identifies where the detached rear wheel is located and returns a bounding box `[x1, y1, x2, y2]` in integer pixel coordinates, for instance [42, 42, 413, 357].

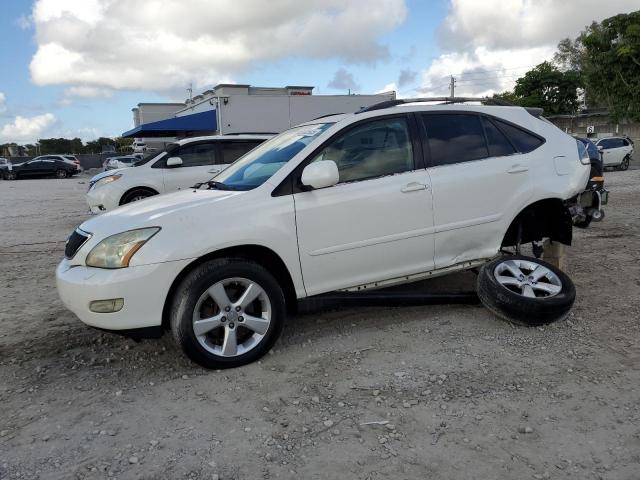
[170, 258, 285, 369]
[477, 255, 575, 326]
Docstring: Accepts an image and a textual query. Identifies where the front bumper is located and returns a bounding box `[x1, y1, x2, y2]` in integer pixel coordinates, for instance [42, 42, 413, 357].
[56, 257, 192, 330]
[86, 183, 121, 213]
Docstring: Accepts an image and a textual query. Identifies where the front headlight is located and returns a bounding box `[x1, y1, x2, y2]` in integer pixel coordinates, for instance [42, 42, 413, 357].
[92, 174, 122, 189]
[86, 227, 160, 269]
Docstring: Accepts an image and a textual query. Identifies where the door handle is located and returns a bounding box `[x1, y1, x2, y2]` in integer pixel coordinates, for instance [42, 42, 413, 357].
[208, 169, 220, 174]
[507, 164, 529, 174]
[401, 182, 428, 193]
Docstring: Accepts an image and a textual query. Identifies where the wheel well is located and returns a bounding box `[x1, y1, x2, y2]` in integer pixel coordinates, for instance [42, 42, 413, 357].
[119, 186, 159, 205]
[502, 198, 573, 248]
[161, 245, 298, 330]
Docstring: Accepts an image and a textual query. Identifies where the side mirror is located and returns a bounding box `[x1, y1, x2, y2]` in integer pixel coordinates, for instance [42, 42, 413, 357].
[301, 160, 339, 190]
[166, 156, 183, 168]
[597, 145, 604, 152]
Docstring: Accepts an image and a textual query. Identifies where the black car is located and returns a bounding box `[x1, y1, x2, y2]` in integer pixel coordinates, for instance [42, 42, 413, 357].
[0, 155, 80, 180]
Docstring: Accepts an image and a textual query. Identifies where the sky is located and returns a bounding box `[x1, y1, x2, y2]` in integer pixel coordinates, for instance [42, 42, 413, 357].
[0, 0, 638, 144]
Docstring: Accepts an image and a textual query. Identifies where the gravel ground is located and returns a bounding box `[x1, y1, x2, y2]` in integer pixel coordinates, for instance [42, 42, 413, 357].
[1, 167, 639, 480]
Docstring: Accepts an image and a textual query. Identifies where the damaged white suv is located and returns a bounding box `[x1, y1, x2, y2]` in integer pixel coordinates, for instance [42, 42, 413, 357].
[57, 98, 603, 368]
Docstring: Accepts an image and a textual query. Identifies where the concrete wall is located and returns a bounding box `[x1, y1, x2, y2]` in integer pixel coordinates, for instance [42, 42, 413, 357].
[548, 114, 640, 144]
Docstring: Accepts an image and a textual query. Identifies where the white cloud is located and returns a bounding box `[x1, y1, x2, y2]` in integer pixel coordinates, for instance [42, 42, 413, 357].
[0, 113, 56, 143]
[328, 68, 360, 91]
[0, 93, 6, 113]
[29, 0, 406, 93]
[419, 0, 636, 97]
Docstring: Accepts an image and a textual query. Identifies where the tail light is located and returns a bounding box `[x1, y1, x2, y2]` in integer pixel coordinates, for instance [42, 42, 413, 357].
[576, 140, 590, 165]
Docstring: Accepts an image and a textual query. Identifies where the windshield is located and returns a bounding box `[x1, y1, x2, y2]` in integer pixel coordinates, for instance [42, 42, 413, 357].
[212, 123, 333, 190]
[133, 147, 173, 166]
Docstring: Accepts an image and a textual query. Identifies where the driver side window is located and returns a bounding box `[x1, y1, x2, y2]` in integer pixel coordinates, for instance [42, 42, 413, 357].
[310, 117, 414, 183]
[174, 143, 216, 167]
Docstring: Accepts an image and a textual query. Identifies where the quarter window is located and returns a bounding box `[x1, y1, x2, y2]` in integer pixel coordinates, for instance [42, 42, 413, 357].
[422, 114, 488, 166]
[482, 117, 516, 157]
[493, 119, 544, 153]
[310, 117, 414, 183]
[174, 143, 216, 167]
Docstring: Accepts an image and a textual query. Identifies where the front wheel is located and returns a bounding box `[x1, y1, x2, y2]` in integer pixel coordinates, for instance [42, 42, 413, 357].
[5, 171, 17, 180]
[477, 255, 576, 326]
[170, 258, 286, 369]
[618, 156, 630, 171]
[120, 188, 156, 204]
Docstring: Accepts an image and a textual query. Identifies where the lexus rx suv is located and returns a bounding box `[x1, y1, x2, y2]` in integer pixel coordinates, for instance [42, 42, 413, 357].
[57, 98, 601, 369]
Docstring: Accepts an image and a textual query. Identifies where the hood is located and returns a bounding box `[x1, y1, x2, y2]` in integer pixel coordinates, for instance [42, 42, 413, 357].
[80, 188, 242, 236]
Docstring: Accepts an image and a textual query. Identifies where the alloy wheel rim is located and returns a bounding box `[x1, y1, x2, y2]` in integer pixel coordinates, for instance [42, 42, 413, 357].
[192, 277, 272, 357]
[130, 195, 148, 202]
[57, 170, 66, 178]
[493, 259, 562, 298]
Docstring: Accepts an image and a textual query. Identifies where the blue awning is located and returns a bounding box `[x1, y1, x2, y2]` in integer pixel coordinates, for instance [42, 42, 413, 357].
[122, 109, 217, 138]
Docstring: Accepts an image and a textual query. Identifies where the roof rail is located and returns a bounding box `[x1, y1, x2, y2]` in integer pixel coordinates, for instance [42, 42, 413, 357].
[356, 96, 544, 118]
[222, 132, 278, 135]
[311, 112, 345, 120]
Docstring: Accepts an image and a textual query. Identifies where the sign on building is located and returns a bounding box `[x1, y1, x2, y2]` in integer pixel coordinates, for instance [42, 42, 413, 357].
[586, 125, 595, 134]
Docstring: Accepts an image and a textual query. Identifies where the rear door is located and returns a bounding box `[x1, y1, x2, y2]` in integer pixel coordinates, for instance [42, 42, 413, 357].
[599, 138, 624, 166]
[161, 142, 218, 191]
[421, 113, 541, 268]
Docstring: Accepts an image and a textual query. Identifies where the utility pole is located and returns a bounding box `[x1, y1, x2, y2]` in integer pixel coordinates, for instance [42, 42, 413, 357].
[449, 75, 456, 99]
[187, 82, 193, 102]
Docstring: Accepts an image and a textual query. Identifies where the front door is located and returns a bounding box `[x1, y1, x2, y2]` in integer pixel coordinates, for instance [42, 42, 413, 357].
[293, 116, 435, 296]
[162, 142, 219, 191]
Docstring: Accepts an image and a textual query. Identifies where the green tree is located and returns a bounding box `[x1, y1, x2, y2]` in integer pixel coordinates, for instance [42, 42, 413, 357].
[496, 62, 581, 115]
[84, 137, 116, 154]
[114, 136, 134, 153]
[555, 10, 640, 121]
[39, 137, 83, 154]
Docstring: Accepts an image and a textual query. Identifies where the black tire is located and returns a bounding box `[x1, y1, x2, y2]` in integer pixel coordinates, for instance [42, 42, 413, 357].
[477, 255, 576, 326]
[5, 171, 17, 180]
[120, 188, 156, 204]
[619, 156, 630, 171]
[55, 169, 68, 179]
[170, 258, 286, 369]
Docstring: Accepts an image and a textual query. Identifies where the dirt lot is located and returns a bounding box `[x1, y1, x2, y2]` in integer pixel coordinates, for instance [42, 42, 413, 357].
[1, 166, 639, 480]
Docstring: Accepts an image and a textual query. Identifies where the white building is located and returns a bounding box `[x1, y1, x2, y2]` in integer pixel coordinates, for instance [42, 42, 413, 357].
[124, 84, 395, 146]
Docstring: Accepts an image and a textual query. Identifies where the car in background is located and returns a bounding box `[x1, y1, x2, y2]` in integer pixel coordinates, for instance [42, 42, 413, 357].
[104, 155, 138, 171]
[1, 155, 80, 180]
[63, 155, 83, 172]
[132, 141, 148, 153]
[86, 134, 272, 213]
[596, 137, 634, 170]
[0, 157, 8, 167]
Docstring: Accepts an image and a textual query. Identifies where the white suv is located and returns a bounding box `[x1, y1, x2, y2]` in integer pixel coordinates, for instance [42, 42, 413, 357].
[57, 99, 598, 368]
[596, 137, 634, 170]
[86, 134, 271, 213]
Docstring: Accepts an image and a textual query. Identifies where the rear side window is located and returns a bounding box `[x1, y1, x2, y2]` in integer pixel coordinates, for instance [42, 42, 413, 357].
[421, 114, 488, 166]
[482, 117, 516, 157]
[219, 141, 262, 165]
[493, 119, 544, 153]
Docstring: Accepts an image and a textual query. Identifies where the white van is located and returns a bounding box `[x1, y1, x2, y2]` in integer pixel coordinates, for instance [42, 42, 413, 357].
[86, 134, 271, 213]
